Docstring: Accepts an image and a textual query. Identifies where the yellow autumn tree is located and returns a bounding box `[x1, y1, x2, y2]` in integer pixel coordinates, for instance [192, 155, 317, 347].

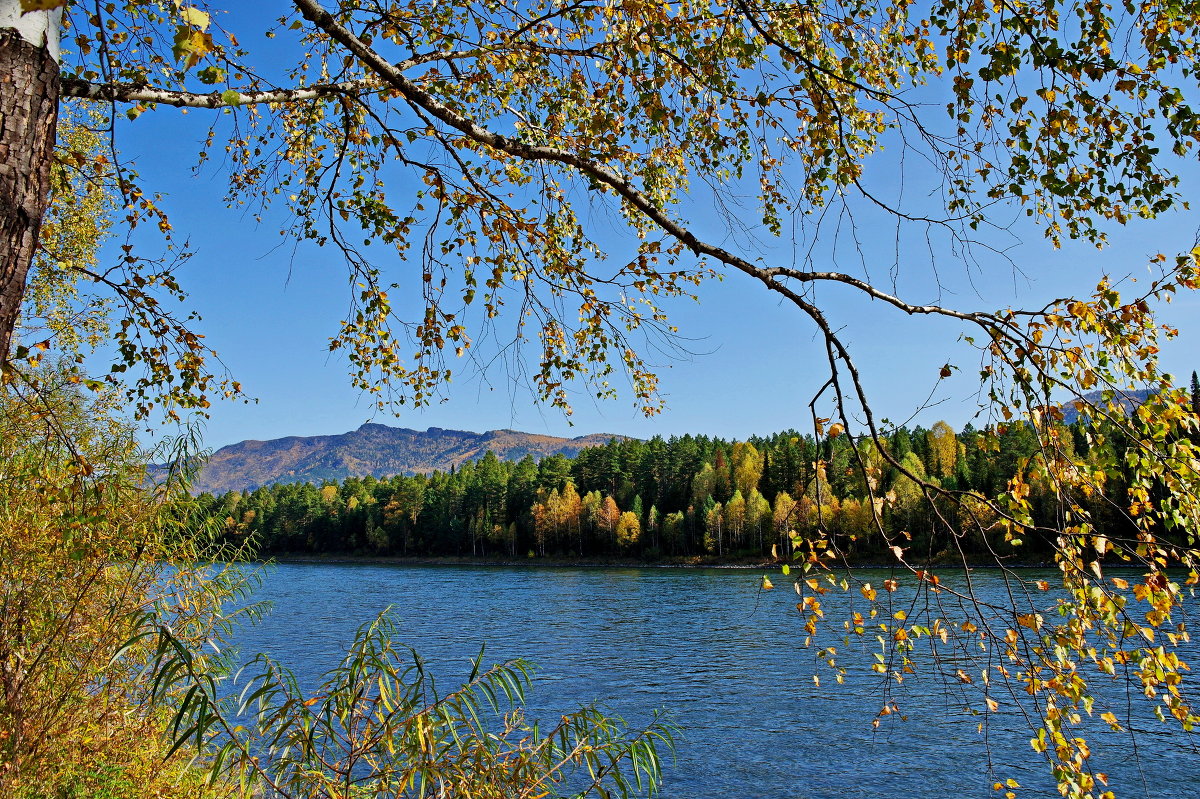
[926, 421, 958, 481]
[730, 442, 764, 498]
[615, 511, 641, 552]
[0, 374, 246, 798]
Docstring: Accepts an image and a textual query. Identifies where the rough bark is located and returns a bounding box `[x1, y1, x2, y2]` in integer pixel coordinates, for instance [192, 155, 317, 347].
[0, 26, 58, 365]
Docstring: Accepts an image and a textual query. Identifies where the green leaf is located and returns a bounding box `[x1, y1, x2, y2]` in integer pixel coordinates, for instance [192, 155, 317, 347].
[197, 66, 226, 85]
[172, 25, 214, 69]
[220, 89, 242, 107]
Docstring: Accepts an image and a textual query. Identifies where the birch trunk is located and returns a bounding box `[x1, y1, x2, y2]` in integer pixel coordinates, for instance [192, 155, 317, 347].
[0, 3, 61, 364]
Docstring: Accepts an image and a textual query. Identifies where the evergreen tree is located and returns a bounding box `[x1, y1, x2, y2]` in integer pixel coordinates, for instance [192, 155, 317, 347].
[538, 453, 572, 491]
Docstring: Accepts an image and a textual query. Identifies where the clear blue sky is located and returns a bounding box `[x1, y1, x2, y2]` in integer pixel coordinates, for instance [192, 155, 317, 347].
[100, 8, 1200, 452]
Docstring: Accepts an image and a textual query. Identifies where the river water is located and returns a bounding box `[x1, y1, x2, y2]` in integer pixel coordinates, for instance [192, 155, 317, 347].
[229, 563, 1198, 798]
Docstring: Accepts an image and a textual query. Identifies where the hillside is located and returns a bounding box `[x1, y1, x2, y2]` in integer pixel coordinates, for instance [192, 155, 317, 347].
[185, 424, 622, 494]
[1058, 388, 1156, 425]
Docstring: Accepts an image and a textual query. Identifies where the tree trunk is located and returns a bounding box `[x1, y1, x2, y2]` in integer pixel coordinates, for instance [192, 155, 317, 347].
[0, 17, 59, 364]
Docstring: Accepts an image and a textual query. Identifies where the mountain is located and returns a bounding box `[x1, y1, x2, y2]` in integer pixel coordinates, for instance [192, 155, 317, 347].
[181, 424, 623, 494]
[1058, 388, 1156, 425]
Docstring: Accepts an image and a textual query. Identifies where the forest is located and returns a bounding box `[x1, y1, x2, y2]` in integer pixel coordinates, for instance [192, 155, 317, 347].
[195, 402, 1200, 564]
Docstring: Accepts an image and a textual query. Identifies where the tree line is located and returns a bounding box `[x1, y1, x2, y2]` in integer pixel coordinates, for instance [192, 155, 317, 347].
[195, 415, 1172, 563]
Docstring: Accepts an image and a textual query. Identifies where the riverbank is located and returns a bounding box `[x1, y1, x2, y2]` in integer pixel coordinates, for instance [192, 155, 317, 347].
[267, 553, 777, 569]
[261, 552, 1058, 570]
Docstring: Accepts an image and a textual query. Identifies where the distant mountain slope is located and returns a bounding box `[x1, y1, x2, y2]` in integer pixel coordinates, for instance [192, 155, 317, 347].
[1058, 388, 1155, 425]
[186, 423, 622, 494]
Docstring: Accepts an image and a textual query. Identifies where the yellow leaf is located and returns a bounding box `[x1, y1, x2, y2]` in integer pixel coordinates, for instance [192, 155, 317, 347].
[1111, 577, 1129, 589]
[761, 576, 774, 590]
[180, 6, 211, 30]
[20, 0, 68, 11]
[1016, 613, 1042, 630]
[987, 697, 1000, 712]
[173, 26, 214, 69]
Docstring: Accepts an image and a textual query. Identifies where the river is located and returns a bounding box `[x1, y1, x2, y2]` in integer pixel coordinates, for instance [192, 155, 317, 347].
[229, 563, 1198, 798]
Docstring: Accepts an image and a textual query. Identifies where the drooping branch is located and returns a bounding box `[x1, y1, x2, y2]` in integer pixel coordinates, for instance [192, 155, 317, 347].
[289, 0, 1009, 334]
[42, 0, 1038, 412]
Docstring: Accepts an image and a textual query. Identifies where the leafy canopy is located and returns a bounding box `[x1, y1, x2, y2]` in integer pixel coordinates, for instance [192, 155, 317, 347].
[36, 0, 1196, 418]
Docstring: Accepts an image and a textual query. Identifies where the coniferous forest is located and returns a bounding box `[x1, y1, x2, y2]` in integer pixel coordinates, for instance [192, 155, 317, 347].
[195, 418, 1170, 564]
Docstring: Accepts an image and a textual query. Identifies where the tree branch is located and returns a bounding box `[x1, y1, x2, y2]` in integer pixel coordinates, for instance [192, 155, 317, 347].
[289, 0, 1011, 337]
[60, 76, 372, 108]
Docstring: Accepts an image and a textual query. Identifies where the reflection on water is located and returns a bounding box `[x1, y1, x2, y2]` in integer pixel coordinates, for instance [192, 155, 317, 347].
[231, 564, 1199, 799]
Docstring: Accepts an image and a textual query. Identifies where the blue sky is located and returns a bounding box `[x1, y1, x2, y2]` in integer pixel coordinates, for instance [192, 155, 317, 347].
[99, 7, 1200, 452]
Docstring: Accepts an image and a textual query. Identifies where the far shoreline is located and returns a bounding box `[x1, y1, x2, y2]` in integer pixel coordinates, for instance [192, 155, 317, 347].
[259, 553, 1060, 570]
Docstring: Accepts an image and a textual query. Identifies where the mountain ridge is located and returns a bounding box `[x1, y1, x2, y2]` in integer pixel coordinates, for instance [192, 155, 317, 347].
[1058, 388, 1155, 425]
[183, 423, 623, 494]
